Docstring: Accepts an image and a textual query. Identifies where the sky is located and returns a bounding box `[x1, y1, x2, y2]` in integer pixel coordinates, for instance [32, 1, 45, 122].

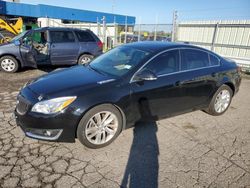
[20, 0, 250, 24]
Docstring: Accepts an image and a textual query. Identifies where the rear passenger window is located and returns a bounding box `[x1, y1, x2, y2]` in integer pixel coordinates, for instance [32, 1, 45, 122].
[209, 54, 220, 66]
[50, 31, 75, 43]
[145, 50, 180, 75]
[181, 49, 209, 71]
[75, 31, 95, 42]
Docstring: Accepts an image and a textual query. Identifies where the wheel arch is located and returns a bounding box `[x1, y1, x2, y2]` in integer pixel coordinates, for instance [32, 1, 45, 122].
[75, 102, 127, 138]
[0, 54, 22, 66]
[219, 76, 236, 97]
[77, 52, 94, 61]
[223, 82, 235, 96]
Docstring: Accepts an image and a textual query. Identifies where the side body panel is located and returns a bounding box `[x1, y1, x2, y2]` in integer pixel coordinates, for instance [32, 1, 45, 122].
[48, 30, 80, 65]
[0, 43, 32, 68]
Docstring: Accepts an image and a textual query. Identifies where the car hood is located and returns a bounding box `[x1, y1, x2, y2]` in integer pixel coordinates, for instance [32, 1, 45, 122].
[27, 66, 115, 97]
[0, 42, 15, 48]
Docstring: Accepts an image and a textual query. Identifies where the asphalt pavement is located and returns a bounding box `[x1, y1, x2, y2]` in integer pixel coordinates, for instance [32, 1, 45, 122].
[0, 68, 250, 188]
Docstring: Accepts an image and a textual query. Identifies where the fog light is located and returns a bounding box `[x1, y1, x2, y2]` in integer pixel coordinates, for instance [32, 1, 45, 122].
[25, 128, 63, 141]
[44, 130, 52, 137]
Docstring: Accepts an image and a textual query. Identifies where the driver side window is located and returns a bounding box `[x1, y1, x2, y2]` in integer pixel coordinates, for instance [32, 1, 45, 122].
[145, 50, 180, 76]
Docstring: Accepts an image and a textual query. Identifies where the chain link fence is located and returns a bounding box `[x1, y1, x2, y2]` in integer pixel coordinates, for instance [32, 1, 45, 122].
[126, 24, 172, 42]
[39, 13, 250, 72]
[43, 18, 174, 50]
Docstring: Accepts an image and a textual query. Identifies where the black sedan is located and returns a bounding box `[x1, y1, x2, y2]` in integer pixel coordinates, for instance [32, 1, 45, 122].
[15, 42, 241, 148]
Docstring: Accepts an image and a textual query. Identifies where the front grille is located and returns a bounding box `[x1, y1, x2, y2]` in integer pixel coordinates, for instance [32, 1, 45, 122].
[16, 95, 30, 115]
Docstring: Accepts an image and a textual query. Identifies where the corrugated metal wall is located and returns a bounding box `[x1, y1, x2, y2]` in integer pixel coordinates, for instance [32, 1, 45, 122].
[177, 20, 250, 70]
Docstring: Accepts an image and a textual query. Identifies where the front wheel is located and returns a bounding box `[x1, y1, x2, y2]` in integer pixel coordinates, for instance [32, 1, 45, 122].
[205, 85, 233, 116]
[77, 104, 123, 149]
[78, 54, 94, 65]
[0, 56, 19, 73]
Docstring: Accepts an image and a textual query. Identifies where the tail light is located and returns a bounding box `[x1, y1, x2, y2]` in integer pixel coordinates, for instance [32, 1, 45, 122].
[97, 41, 103, 50]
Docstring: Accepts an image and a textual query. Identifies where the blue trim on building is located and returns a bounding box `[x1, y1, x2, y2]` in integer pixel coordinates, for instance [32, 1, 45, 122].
[0, 1, 136, 25]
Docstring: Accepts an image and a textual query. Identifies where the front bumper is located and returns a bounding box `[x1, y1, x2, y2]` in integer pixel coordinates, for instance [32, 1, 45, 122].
[21, 126, 63, 141]
[15, 88, 81, 142]
[15, 109, 79, 142]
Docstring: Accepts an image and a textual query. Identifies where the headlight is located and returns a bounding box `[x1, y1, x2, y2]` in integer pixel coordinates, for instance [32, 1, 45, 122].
[31, 96, 77, 114]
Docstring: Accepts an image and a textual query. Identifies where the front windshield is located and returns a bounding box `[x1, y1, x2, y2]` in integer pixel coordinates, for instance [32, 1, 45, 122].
[89, 46, 151, 77]
[10, 31, 29, 42]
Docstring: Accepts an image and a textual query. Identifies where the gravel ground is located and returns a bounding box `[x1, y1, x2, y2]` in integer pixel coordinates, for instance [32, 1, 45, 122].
[0, 68, 250, 188]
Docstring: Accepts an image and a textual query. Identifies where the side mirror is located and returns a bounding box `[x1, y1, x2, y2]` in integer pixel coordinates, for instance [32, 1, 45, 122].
[134, 69, 157, 82]
[14, 40, 21, 46]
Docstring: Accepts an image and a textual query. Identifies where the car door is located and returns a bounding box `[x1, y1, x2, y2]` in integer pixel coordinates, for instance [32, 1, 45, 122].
[130, 49, 189, 121]
[49, 30, 79, 65]
[30, 30, 50, 65]
[178, 48, 220, 108]
[19, 31, 37, 68]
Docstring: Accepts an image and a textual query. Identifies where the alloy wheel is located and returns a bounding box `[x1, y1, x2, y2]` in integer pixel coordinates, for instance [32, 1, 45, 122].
[214, 89, 231, 113]
[85, 111, 119, 145]
[1, 58, 16, 72]
[80, 56, 91, 64]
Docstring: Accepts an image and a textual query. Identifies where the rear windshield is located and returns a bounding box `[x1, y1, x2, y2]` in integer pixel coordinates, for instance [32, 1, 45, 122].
[75, 31, 96, 42]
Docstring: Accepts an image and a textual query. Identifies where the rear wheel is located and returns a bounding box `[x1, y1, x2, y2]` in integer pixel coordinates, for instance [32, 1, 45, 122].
[205, 85, 233, 116]
[0, 56, 19, 73]
[77, 104, 123, 149]
[78, 54, 94, 65]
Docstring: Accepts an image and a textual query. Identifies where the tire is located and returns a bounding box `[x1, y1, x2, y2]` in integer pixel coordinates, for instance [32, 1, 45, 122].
[78, 54, 94, 65]
[205, 85, 233, 116]
[0, 56, 19, 73]
[77, 104, 123, 149]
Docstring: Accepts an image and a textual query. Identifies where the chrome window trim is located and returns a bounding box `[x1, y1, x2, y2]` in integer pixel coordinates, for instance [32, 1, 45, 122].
[208, 53, 211, 66]
[179, 48, 220, 71]
[130, 48, 180, 83]
[157, 64, 220, 78]
[130, 47, 221, 83]
[208, 53, 221, 66]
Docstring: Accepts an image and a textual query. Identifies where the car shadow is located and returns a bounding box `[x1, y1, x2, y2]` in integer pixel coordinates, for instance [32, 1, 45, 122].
[121, 98, 159, 188]
[37, 65, 71, 73]
[121, 121, 159, 188]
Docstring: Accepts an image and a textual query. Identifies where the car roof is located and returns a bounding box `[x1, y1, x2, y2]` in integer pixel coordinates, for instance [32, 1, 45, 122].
[122, 41, 210, 54]
[33, 27, 90, 32]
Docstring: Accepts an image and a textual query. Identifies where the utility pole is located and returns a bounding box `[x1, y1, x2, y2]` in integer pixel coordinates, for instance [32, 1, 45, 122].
[111, 0, 116, 14]
[154, 14, 158, 41]
[114, 16, 117, 47]
[138, 17, 141, 42]
[112, 0, 116, 47]
[46, 15, 49, 27]
[102, 16, 107, 51]
[97, 17, 100, 37]
[171, 10, 177, 42]
[124, 16, 127, 43]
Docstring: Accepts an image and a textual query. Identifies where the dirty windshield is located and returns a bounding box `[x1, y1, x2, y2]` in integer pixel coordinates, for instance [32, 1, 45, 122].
[89, 46, 151, 77]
